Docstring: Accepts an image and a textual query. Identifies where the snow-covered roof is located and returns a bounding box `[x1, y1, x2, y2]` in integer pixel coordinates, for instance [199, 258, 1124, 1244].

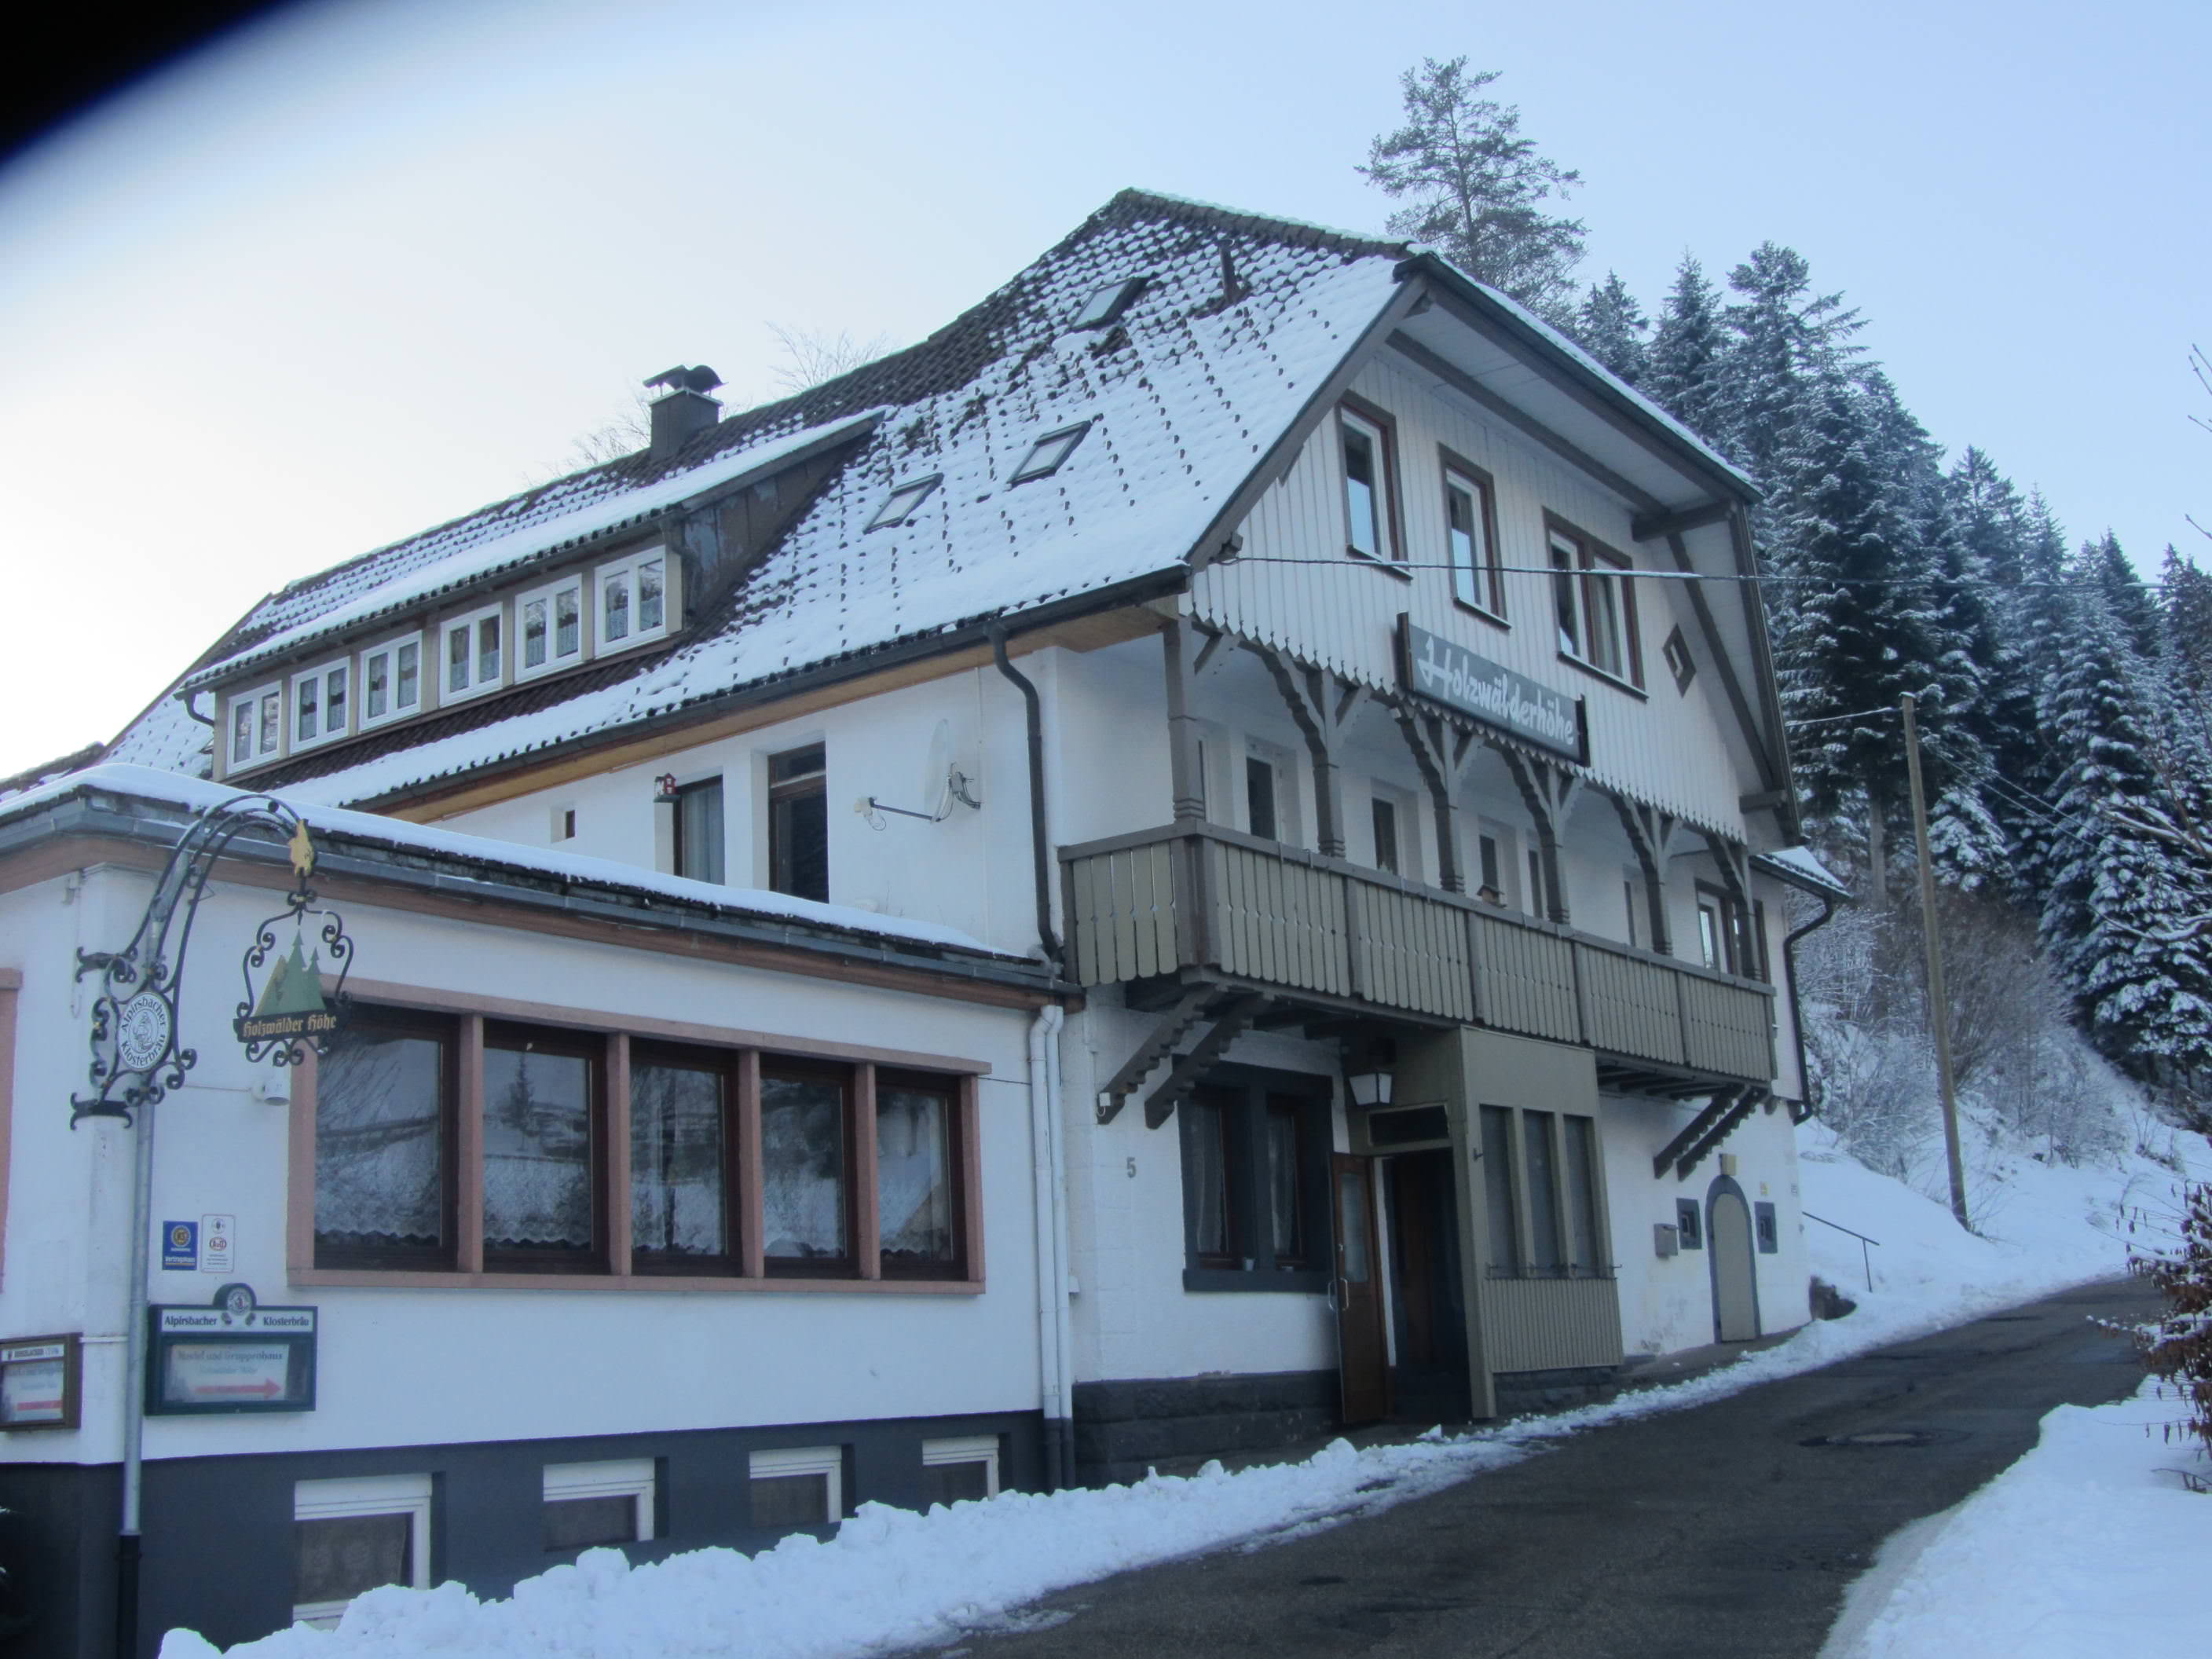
[101, 189, 1742, 811]
[0, 764, 1027, 963]
[1753, 844, 1853, 899]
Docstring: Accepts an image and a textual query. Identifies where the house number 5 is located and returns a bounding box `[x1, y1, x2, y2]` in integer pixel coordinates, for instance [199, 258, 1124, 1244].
[1126, 1158, 1137, 1179]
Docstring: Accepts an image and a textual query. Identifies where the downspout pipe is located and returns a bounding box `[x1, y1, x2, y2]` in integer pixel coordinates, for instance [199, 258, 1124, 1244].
[990, 625, 1061, 969]
[1782, 893, 1839, 1126]
[1026, 1005, 1072, 1490]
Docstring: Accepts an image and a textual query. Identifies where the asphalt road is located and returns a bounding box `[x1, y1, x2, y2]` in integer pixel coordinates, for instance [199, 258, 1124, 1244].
[944, 1276, 2160, 1658]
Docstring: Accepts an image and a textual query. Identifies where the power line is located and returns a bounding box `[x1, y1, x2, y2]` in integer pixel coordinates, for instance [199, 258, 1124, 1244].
[1219, 554, 2192, 595]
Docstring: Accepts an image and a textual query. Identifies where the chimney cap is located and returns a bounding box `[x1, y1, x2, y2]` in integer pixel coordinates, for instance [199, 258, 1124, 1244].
[645, 364, 723, 397]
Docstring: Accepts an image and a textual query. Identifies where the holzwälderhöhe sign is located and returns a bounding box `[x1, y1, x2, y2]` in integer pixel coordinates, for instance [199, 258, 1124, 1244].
[1397, 617, 1587, 763]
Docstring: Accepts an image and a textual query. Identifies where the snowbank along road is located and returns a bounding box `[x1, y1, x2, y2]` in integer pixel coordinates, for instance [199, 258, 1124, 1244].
[945, 1275, 2160, 1659]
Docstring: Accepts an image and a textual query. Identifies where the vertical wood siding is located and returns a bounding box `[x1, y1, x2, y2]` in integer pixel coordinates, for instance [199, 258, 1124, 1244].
[1193, 356, 1749, 840]
[1061, 829, 1775, 1086]
[1478, 1276, 1624, 1372]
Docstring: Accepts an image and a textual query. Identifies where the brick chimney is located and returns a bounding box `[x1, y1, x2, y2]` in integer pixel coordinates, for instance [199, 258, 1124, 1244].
[643, 364, 723, 460]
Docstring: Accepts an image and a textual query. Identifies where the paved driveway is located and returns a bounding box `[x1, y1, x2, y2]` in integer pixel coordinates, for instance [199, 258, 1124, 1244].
[947, 1276, 2159, 1658]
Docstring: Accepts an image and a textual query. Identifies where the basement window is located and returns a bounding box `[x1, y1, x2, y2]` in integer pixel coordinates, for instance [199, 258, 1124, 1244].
[543, 1459, 655, 1553]
[749, 1446, 844, 1529]
[921, 1435, 1001, 1504]
[1071, 276, 1148, 331]
[1009, 422, 1090, 485]
[293, 1474, 431, 1628]
[866, 475, 942, 531]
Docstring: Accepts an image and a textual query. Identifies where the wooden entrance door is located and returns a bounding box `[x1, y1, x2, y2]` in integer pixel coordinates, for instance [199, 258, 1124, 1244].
[1710, 1188, 1760, 1342]
[1331, 1154, 1390, 1425]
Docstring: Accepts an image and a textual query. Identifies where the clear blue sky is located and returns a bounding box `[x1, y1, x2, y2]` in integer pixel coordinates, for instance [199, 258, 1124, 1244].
[2, 0, 2204, 778]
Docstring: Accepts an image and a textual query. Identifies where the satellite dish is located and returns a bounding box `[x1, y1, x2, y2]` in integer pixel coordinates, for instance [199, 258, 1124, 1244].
[920, 720, 955, 822]
[860, 720, 981, 824]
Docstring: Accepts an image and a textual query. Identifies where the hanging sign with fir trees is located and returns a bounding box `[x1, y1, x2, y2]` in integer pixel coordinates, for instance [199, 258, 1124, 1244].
[233, 822, 351, 1057]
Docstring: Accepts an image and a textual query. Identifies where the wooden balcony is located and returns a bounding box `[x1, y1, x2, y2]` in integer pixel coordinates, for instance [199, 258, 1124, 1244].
[1062, 822, 1774, 1091]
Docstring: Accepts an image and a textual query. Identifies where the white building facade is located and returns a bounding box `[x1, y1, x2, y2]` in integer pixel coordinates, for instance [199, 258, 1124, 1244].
[0, 191, 1844, 1654]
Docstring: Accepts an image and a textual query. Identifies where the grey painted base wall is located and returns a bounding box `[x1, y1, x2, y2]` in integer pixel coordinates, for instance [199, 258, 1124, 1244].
[1072, 1371, 1339, 1486]
[1, 1408, 1042, 1659]
[1492, 1366, 1619, 1416]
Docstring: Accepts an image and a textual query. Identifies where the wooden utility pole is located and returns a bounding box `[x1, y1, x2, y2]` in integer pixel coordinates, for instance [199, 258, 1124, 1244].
[1899, 693, 1971, 1229]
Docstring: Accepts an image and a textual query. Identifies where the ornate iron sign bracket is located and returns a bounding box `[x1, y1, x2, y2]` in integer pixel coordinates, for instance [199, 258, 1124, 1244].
[72, 796, 353, 1126]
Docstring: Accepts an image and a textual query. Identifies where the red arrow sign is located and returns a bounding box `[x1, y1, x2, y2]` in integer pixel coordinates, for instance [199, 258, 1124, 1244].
[196, 1379, 284, 1398]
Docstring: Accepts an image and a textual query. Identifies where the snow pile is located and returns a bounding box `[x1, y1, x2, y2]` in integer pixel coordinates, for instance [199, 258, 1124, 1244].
[1822, 1377, 2212, 1659]
[157, 1434, 1525, 1659]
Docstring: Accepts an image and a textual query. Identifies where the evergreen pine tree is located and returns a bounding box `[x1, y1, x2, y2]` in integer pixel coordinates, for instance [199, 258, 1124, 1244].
[1644, 255, 1728, 446]
[2087, 531, 2163, 662]
[1572, 270, 1648, 386]
[2162, 547, 2212, 685]
[1717, 244, 1864, 485]
[2001, 493, 2079, 907]
[2039, 581, 2212, 1074]
[1359, 58, 1587, 326]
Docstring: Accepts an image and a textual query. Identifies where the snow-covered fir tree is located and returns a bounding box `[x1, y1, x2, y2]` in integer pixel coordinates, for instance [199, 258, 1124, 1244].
[1717, 243, 1864, 486]
[1643, 255, 1729, 447]
[1572, 270, 1647, 386]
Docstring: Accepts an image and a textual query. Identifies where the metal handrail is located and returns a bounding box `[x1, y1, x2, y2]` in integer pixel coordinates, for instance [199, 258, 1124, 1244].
[1803, 1210, 1881, 1291]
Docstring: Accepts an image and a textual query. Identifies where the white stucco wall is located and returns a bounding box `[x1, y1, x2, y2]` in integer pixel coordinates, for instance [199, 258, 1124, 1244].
[0, 862, 1045, 1467]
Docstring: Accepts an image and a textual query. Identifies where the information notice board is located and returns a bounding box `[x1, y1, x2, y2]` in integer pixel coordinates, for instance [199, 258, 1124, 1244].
[146, 1305, 317, 1415]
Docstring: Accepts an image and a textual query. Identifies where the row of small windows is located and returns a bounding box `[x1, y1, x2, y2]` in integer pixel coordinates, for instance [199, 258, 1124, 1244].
[226, 548, 672, 771]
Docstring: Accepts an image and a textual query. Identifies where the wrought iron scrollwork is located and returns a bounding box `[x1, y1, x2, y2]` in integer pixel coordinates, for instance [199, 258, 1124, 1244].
[72, 796, 353, 1126]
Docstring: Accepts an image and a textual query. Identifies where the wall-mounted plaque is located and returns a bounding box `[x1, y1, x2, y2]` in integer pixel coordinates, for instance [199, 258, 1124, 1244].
[1397, 617, 1587, 764]
[146, 1303, 317, 1415]
[0, 1334, 82, 1430]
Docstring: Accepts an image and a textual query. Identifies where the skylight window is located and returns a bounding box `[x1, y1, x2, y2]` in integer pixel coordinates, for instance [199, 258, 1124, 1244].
[1009, 422, 1091, 485]
[867, 475, 942, 531]
[1071, 276, 1148, 331]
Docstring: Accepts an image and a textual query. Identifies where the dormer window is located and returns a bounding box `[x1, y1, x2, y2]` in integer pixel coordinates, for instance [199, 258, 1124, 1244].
[229, 683, 282, 769]
[595, 549, 670, 654]
[867, 476, 941, 531]
[359, 633, 421, 729]
[1009, 422, 1090, 485]
[442, 602, 505, 701]
[1071, 277, 1147, 331]
[291, 659, 351, 750]
[518, 574, 584, 680]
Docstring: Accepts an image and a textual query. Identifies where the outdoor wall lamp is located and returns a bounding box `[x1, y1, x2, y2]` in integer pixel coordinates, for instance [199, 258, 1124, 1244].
[653, 773, 680, 803]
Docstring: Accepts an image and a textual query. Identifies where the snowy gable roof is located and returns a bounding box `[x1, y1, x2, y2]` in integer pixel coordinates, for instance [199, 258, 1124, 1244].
[116, 191, 1414, 805]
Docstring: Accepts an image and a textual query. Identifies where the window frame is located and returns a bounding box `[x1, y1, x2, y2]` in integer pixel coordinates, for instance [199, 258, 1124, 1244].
[1695, 881, 1756, 978]
[1009, 420, 1092, 485]
[543, 1458, 656, 1552]
[516, 572, 587, 682]
[1544, 513, 1644, 692]
[1071, 276, 1148, 331]
[756, 1055, 856, 1279]
[357, 632, 423, 731]
[310, 1005, 460, 1273]
[628, 1038, 744, 1276]
[873, 1068, 969, 1281]
[1335, 395, 1405, 571]
[440, 601, 507, 703]
[749, 1445, 844, 1529]
[291, 992, 983, 1292]
[229, 682, 284, 771]
[866, 474, 943, 531]
[1439, 445, 1506, 623]
[289, 657, 352, 751]
[1177, 1067, 1331, 1293]
[593, 546, 674, 655]
[1661, 624, 1697, 694]
[480, 1019, 609, 1275]
[767, 743, 828, 903]
[1477, 1104, 1612, 1282]
[670, 775, 726, 886]
[292, 1473, 433, 1628]
[921, 1434, 1002, 1502]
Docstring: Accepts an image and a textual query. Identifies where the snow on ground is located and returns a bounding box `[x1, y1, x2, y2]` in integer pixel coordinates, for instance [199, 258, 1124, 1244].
[162, 1123, 2204, 1659]
[1821, 1377, 2212, 1659]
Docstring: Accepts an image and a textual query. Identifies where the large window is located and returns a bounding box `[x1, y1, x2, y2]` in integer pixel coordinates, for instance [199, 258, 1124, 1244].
[768, 744, 828, 902]
[306, 1005, 976, 1286]
[1441, 449, 1503, 618]
[1337, 401, 1399, 564]
[672, 776, 725, 885]
[1477, 1105, 1609, 1280]
[1177, 1072, 1328, 1289]
[1547, 517, 1643, 688]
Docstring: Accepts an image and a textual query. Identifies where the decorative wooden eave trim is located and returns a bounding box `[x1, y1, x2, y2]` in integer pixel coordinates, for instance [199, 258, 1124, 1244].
[1664, 527, 1783, 797]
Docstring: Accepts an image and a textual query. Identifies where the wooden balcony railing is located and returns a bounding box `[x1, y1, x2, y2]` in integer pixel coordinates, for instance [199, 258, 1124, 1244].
[1062, 822, 1774, 1086]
